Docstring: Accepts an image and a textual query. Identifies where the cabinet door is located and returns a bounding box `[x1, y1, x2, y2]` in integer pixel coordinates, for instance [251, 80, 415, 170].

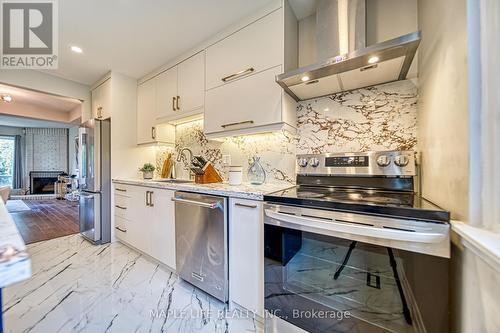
[229, 198, 264, 316]
[206, 9, 282, 90]
[155, 67, 178, 119]
[92, 79, 111, 119]
[124, 186, 152, 254]
[204, 66, 283, 135]
[177, 51, 205, 114]
[137, 79, 157, 144]
[149, 189, 176, 269]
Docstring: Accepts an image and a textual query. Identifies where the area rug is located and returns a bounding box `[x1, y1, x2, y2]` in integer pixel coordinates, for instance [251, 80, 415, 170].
[5, 200, 31, 213]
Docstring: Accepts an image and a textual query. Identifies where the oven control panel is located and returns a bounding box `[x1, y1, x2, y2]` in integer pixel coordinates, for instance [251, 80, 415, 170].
[296, 151, 416, 176]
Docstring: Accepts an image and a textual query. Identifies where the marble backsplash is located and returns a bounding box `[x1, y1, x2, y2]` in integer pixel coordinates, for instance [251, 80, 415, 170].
[156, 79, 418, 184]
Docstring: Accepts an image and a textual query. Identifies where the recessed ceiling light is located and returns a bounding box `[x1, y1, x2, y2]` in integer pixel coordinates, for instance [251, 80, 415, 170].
[70, 45, 83, 53]
[368, 56, 379, 64]
[1, 95, 12, 103]
[301, 76, 310, 82]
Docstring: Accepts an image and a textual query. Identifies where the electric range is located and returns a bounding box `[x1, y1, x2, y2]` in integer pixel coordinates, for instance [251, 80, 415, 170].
[263, 151, 450, 333]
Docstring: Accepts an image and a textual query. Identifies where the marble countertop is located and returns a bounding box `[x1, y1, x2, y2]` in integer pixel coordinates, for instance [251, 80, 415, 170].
[0, 200, 31, 289]
[112, 178, 294, 200]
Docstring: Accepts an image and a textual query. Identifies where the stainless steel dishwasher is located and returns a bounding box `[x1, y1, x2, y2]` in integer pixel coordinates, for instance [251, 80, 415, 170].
[172, 191, 228, 302]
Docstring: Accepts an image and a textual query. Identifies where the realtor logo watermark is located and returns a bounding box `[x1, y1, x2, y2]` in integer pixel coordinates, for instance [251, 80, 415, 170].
[0, 0, 58, 68]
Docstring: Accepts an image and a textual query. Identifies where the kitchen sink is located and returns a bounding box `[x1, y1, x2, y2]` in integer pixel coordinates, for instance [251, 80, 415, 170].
[155, 179, 194, 184]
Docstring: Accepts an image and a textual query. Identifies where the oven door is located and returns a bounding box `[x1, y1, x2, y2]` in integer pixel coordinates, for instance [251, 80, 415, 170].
[264, 203, 450, 333]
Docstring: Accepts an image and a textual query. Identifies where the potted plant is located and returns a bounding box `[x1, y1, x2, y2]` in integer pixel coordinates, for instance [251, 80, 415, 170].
[139, 163, 156, 179]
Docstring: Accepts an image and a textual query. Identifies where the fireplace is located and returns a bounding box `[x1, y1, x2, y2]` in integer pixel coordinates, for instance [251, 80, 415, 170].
[30, 171, 64, 194]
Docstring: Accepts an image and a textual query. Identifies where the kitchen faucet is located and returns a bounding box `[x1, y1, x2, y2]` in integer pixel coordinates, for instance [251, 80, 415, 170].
[177, 148, 194, 180]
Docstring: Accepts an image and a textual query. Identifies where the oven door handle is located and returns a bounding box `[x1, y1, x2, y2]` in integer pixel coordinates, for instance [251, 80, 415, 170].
[264, 209, 447, 244]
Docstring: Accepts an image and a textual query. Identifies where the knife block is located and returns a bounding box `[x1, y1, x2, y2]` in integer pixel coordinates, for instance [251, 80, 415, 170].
[195, 163, 223, 184]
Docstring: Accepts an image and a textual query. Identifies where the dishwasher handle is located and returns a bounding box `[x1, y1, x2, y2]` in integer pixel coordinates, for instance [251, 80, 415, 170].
[171, 197, 220, 209]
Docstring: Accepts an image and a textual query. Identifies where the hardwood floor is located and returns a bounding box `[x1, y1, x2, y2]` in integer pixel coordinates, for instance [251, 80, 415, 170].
[10, 199, 79, 244]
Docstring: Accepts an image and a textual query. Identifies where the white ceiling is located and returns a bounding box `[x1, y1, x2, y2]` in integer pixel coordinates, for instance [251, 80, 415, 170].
[288, 0, 318, 20]
[0, 115, 76, 128]
[42, 0, 275, 85]
[0, 84, 81, 112]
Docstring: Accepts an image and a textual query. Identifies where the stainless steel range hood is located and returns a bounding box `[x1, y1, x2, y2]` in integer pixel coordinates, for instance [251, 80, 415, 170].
[278, 0, 421, 102]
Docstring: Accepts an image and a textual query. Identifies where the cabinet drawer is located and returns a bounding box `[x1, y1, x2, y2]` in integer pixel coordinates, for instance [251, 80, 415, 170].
[114, 216, 129, 242]
[114, 195, 128, 219]
[204, 66, 283, 135]
[205, 9, 282, 90]
[114, 184, 130, 196]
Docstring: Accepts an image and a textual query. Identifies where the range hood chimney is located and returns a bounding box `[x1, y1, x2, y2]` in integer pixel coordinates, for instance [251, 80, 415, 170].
[316, 0, 365, 60]
[277, 0, 420, 102]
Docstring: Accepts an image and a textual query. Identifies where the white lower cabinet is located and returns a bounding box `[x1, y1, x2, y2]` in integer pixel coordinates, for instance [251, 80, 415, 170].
[113, 184, 176, 270]
[229, 198, 264, 317]
[149, 189, 176, 269]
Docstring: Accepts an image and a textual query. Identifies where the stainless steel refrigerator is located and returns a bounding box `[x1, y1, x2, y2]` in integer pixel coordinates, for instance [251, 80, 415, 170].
[78, 119, 111, 244]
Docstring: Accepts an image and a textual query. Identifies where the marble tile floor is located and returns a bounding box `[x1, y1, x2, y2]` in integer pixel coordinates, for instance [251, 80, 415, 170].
[2, 234, 261, 333]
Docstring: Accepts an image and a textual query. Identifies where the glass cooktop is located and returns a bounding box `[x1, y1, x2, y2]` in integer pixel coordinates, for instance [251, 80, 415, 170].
[264, 186, 450, 223]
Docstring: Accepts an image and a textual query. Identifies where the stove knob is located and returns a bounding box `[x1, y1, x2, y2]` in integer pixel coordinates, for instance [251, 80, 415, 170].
[309, 157, 320, 167]
[376, 155, 391, 167]
[297, 158, 308, 167]
[394, 154, 409, 167]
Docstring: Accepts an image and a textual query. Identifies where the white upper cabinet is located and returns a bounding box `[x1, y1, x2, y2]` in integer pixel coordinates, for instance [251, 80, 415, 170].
[155, 66, 178, 120]
[137, 79, 157, 145]
[137, 79, 175, 145]
[204, 3, 298, 138]
[91, 78, 111, 120]
[205, 10, 282, 91]
[177, 52, 205, 114]
[154, 51, 205, 122]
[205, 66, 284, 135]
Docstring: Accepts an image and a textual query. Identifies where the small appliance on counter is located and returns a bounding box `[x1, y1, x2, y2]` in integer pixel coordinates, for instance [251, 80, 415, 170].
[264, 151, 450, 333]
[78, 119, 111, 245]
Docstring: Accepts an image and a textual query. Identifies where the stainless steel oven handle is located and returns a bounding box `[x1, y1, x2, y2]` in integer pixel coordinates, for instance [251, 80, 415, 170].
[171, 197, 219, 209]
[265, 209, 447, 244]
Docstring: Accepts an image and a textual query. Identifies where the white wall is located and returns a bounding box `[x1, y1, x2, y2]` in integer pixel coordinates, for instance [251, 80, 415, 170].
[0, 69, 90, 122]
[417, 0, 469, 222]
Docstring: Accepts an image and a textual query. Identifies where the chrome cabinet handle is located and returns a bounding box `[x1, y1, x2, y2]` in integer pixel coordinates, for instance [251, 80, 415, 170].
[172, 96, 176, 111]
[235, 202, 257, 209]
[176, 95, 180, 110]
[221, 67, 254, 82]
[221, 120, 254, 129]
[171, 197, 220, 209]
[151, 127, 156, 140]
[115, 205, 127, 210]
[145, 191, 149, 206]
[115, 226, 127, 233]
[115, 188, 126, 192]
